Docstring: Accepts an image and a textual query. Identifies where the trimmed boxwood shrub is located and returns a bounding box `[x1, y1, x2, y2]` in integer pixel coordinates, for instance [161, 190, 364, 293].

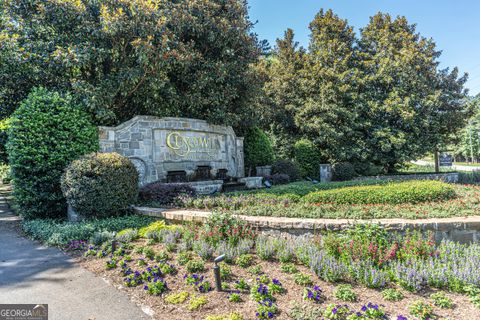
[139, 182, 196, 205]
[244, 127, 275, 176]
[271, 159, 302, 181]
[302, 180, 456, 205]
[7, 88, 98, 219]
[61, 152, 139, 218]
[294, 139, 320, 178]
[332, 162, 356, 181]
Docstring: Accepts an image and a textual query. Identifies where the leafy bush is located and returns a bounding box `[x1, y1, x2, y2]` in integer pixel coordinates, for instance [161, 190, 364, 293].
[303, 180, 456, 205]
[294, 139, 320, 178]
[382, 288, 404, 301]
[139, 220, 170, 238]
[430, 292, 453, 308]
[61, 153, 138, 218]
[458, 171, 480, 184]
[271, 159, 302, 181]
[244, 127, 275, 175]
[21, 215, 155, 246]
[263, 173, 290, 185]
[138, 182, 195, 205]
[332, 162, 356, 181]
[0, 164, 10, 184]
[7, 88, 98, 219]
[409, 300, 434, 320]
[0, 117, 11, 164]
[334, 284, 357, 302]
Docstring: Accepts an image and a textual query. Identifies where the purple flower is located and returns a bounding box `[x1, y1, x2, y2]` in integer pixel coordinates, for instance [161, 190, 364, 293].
[397, 316, 408, 320]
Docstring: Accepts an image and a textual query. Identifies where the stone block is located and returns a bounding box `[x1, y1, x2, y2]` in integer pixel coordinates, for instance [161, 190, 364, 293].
[239, 177, 263, 189]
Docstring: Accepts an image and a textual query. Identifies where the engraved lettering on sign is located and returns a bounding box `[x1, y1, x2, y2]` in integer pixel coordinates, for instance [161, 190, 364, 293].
[166, 131, 219, 157]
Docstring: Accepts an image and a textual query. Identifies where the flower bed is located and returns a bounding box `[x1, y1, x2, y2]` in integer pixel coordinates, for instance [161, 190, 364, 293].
[56, 214, 480, 319]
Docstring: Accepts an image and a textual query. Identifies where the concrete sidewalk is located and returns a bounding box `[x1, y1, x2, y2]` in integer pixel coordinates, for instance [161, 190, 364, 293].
[0, 185, 151, 320]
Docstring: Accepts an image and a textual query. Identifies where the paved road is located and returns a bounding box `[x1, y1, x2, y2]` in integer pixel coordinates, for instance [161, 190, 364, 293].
[413, 160, 480, 172]
[0, 186, 151, 320]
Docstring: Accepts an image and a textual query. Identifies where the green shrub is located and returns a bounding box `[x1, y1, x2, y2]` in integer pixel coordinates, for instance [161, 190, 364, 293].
[0, 164, 10, 184]
[332, 162, 356, 181]
[244, 127, 274, 175]
[294, 139, 320, 178]
[272, 159, 302, 181]
[186, 259, 205, 273]
[21, 215, 155, 246]
[7, 88, 98, 219]
[334, 284, 357, 302]
[409, 300, 434, 320]
[0, 117, 11, 164]
[303, 180, 456, 205]
[61, 153, 138, 218]
[382, 288, 404, 301]
[430, 292, 453, 308]
[165, 291, 189, 304]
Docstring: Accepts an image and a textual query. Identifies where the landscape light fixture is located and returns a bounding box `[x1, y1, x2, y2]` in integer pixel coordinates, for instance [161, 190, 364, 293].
[213, 254, 225, 291]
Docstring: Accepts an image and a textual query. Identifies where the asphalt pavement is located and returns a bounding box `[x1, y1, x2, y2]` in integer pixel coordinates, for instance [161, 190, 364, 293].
[0, 185, 151, 320]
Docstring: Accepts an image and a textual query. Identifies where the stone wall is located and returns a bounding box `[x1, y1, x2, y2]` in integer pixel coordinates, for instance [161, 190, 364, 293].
[354, 172, 459, 183]
[99, 116, 244, 185]
[134, 207, 480, 244]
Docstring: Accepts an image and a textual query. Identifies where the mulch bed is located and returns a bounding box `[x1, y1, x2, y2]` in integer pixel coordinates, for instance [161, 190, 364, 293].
[72, 238, 479, 320]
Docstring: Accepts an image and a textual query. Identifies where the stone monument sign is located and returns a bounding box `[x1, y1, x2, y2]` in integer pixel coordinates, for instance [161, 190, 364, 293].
[99, 116, 245, 185]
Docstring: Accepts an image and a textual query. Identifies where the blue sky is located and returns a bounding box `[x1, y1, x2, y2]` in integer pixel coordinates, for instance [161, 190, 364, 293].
[248, 0, 480, 96]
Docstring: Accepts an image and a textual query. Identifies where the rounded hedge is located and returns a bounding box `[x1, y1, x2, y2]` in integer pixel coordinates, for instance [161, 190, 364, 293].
[294, 139, 320, 178]
[244, 127, 275, 175]
[272, 159, 302, 181]
[7, 88, 98, 219]
[302, 180, 456, 205]
[332, 162, 356, 181]
[61, 152, 139, 218]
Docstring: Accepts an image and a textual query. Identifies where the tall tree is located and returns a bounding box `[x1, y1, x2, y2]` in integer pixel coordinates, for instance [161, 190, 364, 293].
[256, 29, 305, 158]
[297, 9, 361, 163]
[0, 0, 262, 129]
[358, 13, 469, 171]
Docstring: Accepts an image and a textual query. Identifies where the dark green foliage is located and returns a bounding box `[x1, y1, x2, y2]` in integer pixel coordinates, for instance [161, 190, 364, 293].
[61, 153, 138, 218]
[256, 29, 305, 159]
[244, 127, 275, 175]
[21, 215, 155, 246]
[271, 159, 302, 181]
[2, 0, 261, 128]
[7, 88, 98, 219]
[358, 13, 469, 171]
[332, 162, 356, 181]
[294, 139, 320, 178]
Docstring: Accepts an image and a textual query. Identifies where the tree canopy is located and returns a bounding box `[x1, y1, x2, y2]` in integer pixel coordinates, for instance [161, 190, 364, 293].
[0, 0, 262, 128]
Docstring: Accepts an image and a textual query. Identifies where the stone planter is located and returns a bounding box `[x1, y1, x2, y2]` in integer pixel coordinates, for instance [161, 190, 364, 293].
[239, 177, 264, 189]
[256, 165, 272, 177]
[319, 164, 332, 183]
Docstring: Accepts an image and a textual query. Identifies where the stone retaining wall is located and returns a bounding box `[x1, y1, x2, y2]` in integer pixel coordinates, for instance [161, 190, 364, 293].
[134, 206, 480, 244]
[354, 172, 459, 183]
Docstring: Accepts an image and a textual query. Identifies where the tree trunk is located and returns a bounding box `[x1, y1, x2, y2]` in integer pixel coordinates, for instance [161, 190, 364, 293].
[434, 149, 439, 173]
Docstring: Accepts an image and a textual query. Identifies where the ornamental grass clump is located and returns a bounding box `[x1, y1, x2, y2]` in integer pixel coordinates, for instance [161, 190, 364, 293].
[193, 239, 214, 261]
